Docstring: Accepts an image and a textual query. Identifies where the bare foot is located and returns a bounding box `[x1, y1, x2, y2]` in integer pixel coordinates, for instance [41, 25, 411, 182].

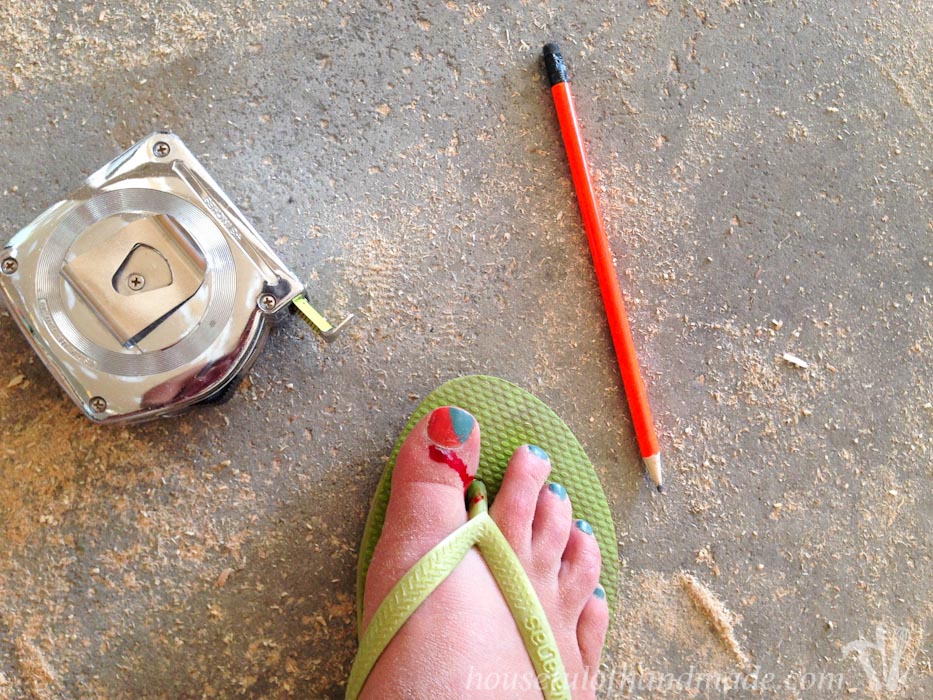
[359, 406, 609, 699]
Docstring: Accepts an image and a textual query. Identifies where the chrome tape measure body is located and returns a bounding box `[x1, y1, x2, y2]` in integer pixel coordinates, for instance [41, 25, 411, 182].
[0, 133, 317, 423]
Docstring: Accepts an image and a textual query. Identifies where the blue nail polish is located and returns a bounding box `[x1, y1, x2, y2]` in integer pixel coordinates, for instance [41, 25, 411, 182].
[448, 407, 475, 444]
[528, 444, 549, 461]
[594, 585, 606, 600]
[428, 406, 474, 447]
[575, 519, 593, 535]
[548, 482, 567, 500]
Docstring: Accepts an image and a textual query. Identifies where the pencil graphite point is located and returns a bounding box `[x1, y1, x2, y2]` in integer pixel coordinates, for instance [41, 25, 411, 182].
[643, 453, 664, 493]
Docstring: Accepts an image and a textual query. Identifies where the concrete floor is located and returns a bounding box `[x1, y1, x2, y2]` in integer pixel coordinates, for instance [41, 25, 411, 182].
[0, 1, 930, 698]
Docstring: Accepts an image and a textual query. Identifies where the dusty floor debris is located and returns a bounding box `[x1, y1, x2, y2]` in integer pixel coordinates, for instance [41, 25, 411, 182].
[677, 571, 750, 668]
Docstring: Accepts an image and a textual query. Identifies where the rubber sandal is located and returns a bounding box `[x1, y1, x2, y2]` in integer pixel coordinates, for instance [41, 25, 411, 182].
[348, 375, 620, 700]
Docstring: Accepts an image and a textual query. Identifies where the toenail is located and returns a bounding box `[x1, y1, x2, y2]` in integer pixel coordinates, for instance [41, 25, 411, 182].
[594, 585, 606, 600]
[528, 444, 549, 461]
[548, 482, 568, 500]
[575, 519, 594, 535]
[427, 406, 474, 447]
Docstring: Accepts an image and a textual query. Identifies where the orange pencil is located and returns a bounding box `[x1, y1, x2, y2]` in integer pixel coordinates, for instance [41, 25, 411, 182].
[542, 42, 663, 492]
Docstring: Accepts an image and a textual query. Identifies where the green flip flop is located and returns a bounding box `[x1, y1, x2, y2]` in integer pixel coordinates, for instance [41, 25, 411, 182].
[348, 375, 619, 700]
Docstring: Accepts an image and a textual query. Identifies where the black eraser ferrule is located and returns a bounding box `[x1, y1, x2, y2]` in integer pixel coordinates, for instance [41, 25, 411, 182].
[542, 42, 569, 86]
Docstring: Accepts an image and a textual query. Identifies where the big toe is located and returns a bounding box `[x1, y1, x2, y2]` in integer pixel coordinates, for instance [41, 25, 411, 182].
[363, 406, 480, 625]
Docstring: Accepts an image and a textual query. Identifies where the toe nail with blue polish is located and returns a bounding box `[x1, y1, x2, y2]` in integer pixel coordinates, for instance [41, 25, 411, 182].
[548, 482, 567, 501]
[575, 519, 594, 535]
[594, 585, 606, 600]
[428, 406, 475, 447]
[528, 444, 549, 461]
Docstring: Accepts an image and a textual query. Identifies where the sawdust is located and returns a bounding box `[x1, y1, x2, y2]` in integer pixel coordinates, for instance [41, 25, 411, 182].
[600, 156, 695, 303]
[0, 359, 162, 693]
[11, 636, 59, 700]
[861, 4, 933, 136]
[0, 391, 157, 550]
[527, 155, 694, 399]
[607, 571, 745, 676]
[0, 0, 270, 97]
[677, 572, 750, 667]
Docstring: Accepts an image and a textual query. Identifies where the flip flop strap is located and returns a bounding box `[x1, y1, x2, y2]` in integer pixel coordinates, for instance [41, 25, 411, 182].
[346, 483, 570, 700]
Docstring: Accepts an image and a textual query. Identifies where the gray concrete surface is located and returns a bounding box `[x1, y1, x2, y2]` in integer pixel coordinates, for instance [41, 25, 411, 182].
[0, 1, 930, 698]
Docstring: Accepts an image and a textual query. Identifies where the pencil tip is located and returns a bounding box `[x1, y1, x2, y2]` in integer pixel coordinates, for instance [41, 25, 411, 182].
[643, 453, 664, 492]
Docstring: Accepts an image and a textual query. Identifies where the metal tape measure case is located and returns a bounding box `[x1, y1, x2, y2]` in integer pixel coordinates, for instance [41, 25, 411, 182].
[0, 133, 338, 423]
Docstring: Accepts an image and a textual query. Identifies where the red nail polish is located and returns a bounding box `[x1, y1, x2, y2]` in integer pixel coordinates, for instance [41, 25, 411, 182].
[427, 406, 474, 447]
